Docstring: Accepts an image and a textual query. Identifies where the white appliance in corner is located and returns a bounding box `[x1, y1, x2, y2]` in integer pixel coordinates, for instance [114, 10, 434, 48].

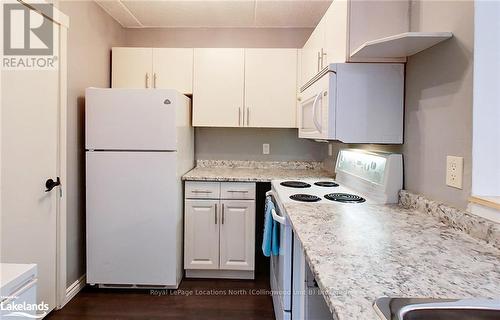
[85, 88, 194, 288]
[298, 63, 404, 143]
[1, 264, 38, 318]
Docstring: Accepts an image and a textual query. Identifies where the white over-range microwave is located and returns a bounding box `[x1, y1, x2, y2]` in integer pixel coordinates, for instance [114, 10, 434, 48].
[298, 63, 405, 143]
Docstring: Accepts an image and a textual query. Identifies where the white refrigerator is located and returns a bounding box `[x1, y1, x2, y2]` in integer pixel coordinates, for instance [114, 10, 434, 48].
[85, 88, 194, 288]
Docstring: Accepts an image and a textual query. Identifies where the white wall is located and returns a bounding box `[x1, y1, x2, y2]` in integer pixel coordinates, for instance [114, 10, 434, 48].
[123, 27, 313, 48]
[59, 1, 125, 287]
[403, 0, 474, 209]
[196, 128, 326, 161]
[472, 0, 500, 196]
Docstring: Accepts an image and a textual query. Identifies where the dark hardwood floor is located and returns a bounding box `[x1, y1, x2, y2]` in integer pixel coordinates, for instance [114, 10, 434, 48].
[46, 273, 275, 320]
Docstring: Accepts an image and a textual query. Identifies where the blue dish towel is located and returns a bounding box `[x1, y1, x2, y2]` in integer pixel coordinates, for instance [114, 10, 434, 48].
[262, 196, 280, 257]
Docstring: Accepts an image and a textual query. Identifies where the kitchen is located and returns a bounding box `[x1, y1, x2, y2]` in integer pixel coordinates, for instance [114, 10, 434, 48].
[1, 0, 499, 320]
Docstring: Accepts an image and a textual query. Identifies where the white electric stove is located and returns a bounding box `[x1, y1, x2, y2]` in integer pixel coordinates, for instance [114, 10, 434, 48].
[267, 149, 403, 320]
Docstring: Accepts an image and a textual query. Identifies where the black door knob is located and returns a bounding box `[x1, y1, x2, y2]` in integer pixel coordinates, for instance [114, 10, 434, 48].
[45, 177, 61, 192]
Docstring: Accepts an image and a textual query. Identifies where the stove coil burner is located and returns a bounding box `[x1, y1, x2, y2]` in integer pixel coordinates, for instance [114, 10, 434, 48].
[314, 181, 339, 187]
[324, 193, 366, 203]
[290, 194, 321, 202]
[280, 181, 311, 188]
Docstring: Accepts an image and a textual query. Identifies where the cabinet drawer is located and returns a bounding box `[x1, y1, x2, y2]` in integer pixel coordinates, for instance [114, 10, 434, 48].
[185, 181, 220, 199]
[220, 182, 255, 200]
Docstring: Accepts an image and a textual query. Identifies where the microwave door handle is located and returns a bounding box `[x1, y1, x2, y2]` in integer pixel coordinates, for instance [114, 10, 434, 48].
[311, 91, 322, 132]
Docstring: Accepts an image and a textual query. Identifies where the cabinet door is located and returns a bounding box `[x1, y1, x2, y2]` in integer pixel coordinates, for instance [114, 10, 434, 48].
[301, 26, 323, 86]
[184, 200, 220, 270]
[219, 200, 255, 271]
[323, 0, 349, 64]
[193, 48, 245, 127]
[112, 47, 153, 88]
[244, 49, 297, 128]
[152, 48, 193, 93]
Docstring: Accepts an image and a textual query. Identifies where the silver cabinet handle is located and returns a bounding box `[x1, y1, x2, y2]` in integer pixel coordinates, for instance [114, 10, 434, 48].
[146, 73, 150, 88]
[221, 203, 225, 224]
[317, 51, 321, 72]
[321, 48, 327, 69]
[214, 203, 218, 224]
[238, 107, 241, 126]
[227, 190, 248, 193]
[247, 108, 250, 126]
[192, 190, 212, 194]
[153, 73, 157, 88]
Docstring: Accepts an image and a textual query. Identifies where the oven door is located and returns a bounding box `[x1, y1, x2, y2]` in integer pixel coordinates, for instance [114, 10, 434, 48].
[267, 191, 293, 320]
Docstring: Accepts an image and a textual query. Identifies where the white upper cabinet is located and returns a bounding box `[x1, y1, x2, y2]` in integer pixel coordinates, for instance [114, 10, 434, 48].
[112, 47, 153, 89]
[152, 48, 193, 94]
[300, 0, 410, 87]
[244, 49, 297, 128]
[301, 26, 324, 86]
[113, 47, 299, 128]
[193, 48, 245, 127]
[112, 47, 194, 93]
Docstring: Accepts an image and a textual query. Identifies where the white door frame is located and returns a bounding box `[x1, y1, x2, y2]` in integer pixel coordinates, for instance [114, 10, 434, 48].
[17, 0, 71, 310]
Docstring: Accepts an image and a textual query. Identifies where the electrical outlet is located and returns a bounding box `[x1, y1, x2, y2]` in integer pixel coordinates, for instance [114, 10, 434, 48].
[446, 156, 463, 189]
[328, 144, 333, 156]
[263, 144, 270, 155]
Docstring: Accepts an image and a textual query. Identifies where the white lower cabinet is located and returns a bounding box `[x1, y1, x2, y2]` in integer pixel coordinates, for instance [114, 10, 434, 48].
[184, 181, 255, 279]
[219, 200, 255, 271]
[184, 200, 220, 270]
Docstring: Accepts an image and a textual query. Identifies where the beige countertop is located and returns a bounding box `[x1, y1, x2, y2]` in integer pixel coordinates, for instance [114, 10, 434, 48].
[182, 160, 333, 182]
[281, 192, 500, 320]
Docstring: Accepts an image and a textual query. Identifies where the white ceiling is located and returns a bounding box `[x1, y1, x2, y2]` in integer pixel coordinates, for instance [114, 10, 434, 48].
[95, 0, 332, 28]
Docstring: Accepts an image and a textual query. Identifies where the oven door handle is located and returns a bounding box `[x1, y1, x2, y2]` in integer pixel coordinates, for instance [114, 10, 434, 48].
[266, 191, 286, 225]
[271, 208, 286, 225]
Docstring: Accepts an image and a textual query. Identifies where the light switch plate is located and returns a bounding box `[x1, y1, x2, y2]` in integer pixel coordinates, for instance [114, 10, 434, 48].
[446, 156, 463, 189]
[263, 144, 270, 155]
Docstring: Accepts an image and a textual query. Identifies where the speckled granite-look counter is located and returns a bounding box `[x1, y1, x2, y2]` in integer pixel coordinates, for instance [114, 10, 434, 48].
[182, 160, 332, 182]
[284, 201, 500, 320]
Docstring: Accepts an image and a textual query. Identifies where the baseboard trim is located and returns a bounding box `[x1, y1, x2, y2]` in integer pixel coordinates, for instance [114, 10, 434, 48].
[59, 274, 86, 309]
[185, 269, 254, 280]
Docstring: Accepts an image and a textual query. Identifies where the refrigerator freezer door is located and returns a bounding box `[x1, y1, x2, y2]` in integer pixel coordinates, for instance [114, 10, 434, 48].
[85, 88, 179, 150]
[86, 151, 181, 286]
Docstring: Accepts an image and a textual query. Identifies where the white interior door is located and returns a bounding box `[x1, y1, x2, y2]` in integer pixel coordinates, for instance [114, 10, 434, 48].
[192, 48, 244, 127]
[184, 200, 220, 270]
[153, 48, 193, 93]
[219, 200, 255, 271]
[112, 47, 153, 88]
[244, 49, 297, 128]
[1, 54, 60, 313]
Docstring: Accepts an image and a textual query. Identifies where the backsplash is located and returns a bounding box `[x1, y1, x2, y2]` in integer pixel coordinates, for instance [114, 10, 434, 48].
[399, 190, 500, 249]
[196, 159, 324, 170]
[195, 127, 327, 162]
